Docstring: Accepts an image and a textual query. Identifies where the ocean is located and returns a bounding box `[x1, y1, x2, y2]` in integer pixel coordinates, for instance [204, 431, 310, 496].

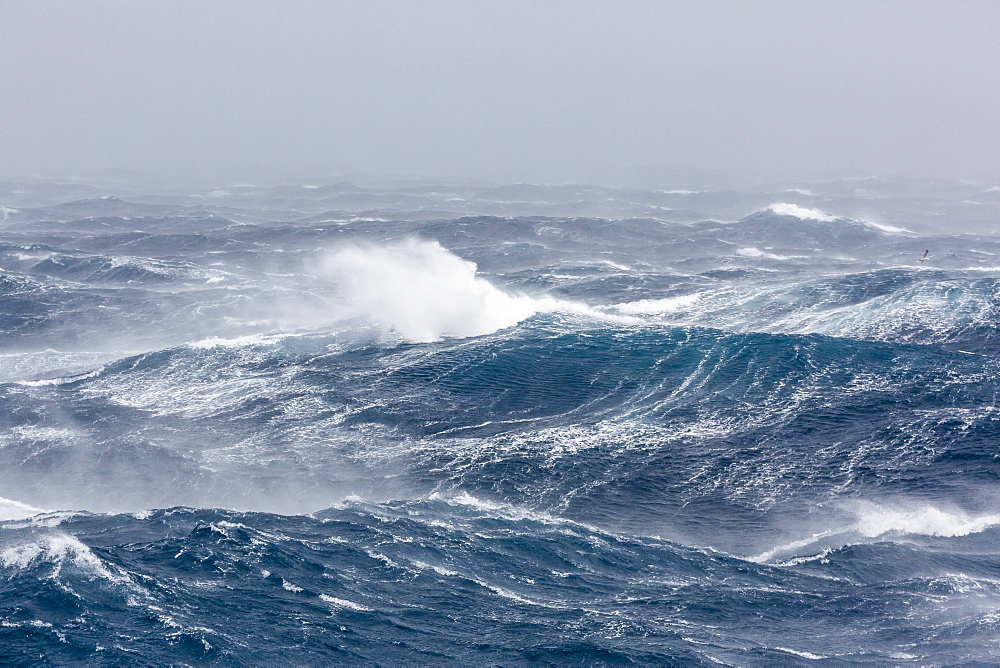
[1, 177, 999, 664]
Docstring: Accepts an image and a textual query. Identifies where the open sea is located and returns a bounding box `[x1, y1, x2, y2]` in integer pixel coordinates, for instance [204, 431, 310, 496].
[1, 177, 999, 665]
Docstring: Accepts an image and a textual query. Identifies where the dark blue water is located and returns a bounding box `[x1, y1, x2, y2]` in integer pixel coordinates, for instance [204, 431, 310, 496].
[2, 180, 999, 664]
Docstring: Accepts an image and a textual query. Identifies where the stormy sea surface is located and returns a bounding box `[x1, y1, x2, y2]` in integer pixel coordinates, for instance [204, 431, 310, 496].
[1, 177, 999, 665]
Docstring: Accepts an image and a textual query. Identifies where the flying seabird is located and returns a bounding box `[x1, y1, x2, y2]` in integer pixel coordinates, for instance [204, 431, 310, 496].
[919, 250, 930, 263]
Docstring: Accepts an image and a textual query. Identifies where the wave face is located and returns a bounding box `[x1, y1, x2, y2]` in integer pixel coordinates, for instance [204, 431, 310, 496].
[2, 179, 1000, 664]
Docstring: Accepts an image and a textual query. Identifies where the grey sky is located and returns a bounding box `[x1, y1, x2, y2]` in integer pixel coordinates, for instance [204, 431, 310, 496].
[2, 1, 998, 185]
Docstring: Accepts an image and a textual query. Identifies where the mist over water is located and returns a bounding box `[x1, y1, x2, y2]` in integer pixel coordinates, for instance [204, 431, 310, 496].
[0, 177, 999, 663]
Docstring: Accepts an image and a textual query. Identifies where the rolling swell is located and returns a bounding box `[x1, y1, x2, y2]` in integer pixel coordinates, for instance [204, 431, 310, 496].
[2, 319, 997, 547]
[3, 501, 998, 665]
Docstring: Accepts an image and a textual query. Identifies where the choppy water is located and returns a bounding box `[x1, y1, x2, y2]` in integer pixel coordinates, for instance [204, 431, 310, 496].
[1, 178, 999, 664]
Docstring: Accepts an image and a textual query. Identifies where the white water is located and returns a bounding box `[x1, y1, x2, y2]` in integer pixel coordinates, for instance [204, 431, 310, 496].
[765, 203, 911, 234]
[850, 500, 1000, 538]
[0, 496, 45, 521]
[312, 239, 631, 342]
[751, 500, 1000, 563]
[767, 203, 837, 222]
[315, 239, 542, 342]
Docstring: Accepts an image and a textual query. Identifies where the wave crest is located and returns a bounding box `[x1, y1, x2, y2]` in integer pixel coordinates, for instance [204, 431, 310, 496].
[767, 202, 837, 222]
[316, 239, 545, 342]
[851, 501, 1000, 538]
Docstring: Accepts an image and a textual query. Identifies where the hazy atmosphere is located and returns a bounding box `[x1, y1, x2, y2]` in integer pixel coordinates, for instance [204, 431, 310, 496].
[3, 0, 998, 186]
[5, 3, 1000, 664]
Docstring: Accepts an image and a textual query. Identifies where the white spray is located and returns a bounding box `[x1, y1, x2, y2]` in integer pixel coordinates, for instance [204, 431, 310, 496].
[314, 239, 566, 342]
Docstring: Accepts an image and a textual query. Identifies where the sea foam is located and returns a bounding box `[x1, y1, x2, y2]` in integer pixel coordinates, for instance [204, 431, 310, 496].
[766, 203, 837, 222]
[315, 239, 544, 342]
[0, 496, 45, 522]
[850, 501, 1000, 538]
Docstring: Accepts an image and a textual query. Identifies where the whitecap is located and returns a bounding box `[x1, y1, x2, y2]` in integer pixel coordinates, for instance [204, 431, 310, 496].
[752, 501, 1000, 563]
[735, 247, 802, 260]
[612, 294, 701, 315]
[749, 530, 845, 564]
[766, 203, 836, 222]
[281, 579, 304, 593]
[315, 239, 541, 342]
[851, 501, 1000, 538]
[0, 496, 46, 521]
[187, 333, 286, 349]
[318, 594, 371, 611]
[0, 533, 134, 588]
[862, 220, 911, 234]
[310, 239, 637, 342]
[775, 647, 826, 660]
[602, 260, 632, 271]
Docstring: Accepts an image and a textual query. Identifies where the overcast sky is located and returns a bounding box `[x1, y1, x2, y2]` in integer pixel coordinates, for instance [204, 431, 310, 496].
[2, 1, 998, 186]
